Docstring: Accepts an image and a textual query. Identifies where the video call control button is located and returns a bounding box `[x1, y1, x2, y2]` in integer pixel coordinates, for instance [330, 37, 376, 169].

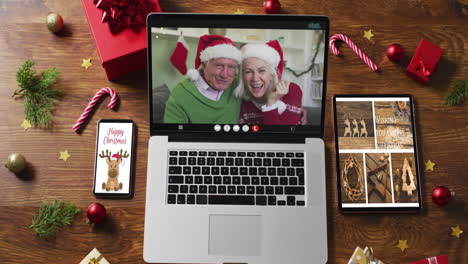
[242, 125, 249, 132]
[252, 125, 260, 132]
[223, 125, 231, 132]
[233, 125, 240, 132]
[214, 125, 221, 132]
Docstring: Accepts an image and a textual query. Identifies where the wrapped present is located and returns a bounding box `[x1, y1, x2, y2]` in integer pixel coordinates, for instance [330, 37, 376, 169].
[81, 0, 162, 80]
[79, 248, 110, 264]
[406, 39, 444, 85]
[348, 246, 384, 264]
[409, 255, 448, 264]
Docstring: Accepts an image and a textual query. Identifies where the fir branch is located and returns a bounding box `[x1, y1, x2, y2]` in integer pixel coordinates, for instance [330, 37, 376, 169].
[445, 80, 468, 106]
[14, 60, 61, 127]
[30, 200, 80, 238]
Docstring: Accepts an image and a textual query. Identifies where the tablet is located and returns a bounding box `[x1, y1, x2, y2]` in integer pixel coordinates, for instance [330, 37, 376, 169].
[333, 95, 422, 212]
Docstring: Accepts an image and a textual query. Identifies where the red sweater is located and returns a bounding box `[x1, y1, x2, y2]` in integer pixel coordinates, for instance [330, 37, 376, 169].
[239, 82, 303, 125]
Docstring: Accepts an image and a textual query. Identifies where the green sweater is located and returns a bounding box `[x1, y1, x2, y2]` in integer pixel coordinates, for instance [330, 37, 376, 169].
[163, 78, 240, 124]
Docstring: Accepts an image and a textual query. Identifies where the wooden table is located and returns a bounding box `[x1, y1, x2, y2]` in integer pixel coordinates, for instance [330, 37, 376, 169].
[0, 0, 467, 263]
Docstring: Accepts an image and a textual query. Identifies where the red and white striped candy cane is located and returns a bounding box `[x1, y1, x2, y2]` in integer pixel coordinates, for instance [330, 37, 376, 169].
[72, 87, 118, 132]
[329, 34, 378, 72]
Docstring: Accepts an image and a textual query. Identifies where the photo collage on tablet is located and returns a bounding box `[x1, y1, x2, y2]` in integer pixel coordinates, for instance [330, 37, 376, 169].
[336, 97, 420, 208]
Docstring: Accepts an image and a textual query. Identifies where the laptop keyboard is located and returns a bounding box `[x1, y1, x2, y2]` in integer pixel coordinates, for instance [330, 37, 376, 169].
[166, 150, 306, 206]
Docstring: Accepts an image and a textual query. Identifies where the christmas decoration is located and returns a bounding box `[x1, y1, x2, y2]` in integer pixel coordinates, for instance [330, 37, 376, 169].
[170, 33, 189, 74]
[264, 0, 281, 14]
[29, 200, 80, 238]
[347, 246, 384, 264]
[409, 255, 448, 264]
[432, 186, 451, 206]
[445, 80, 467, 106]
[59, 150, 71, 162]
[46, 12, 64, 33]
[406, 39, 444, 85]
[363, 29, 374, 40]
[81, 0, 162, 80]
[329, 34, 378, 72]
[5, 153, 27, 174]
[234, 8, 245, 14]
[425, 160, 436, 171]
[286, 31, 325, 77]
[87, 203, 106, 223]
[396, 240, 408, 252]
[20, 119, 31, 130]
[14, 60, 61, 127]
[386, 44, 405, 62]
[92, 0, 159, 35]
[72, 87, 118, 132]
[79, 248, 110, 264]
[451, 225, 463, 238]
[81, 58, 93, 69]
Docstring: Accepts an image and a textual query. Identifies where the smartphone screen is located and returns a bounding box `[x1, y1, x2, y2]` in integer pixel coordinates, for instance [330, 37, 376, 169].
[94, 120, 135, 198]
[333, 95, 421, 212]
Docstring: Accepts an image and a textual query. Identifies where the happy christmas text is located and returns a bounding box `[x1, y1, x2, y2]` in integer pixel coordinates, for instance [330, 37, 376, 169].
[103, 127, 127, 145]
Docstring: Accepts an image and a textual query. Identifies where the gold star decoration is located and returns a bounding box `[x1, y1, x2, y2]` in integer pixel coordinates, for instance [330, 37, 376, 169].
[88, 258, 97, 264]
[59, 150, 71, 162]
[81, 58, 92, 69]
[363, 29, 374, 40]
[234, 8, 245, 14]
[21, 119, 32, 130]
[425, 160, 436, 171]
[396, 240, 409, 252]
[451, 226, 463, 238]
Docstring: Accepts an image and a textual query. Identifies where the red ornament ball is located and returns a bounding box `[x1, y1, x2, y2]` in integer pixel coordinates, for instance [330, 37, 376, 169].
[264, 0, 281, 14]
[386, 44, 405, 62]
[432, 186, 451, 206]
[87, 203, 106, 223]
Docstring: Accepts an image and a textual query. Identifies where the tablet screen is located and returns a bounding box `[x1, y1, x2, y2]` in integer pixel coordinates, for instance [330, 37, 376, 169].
[334, 96, 421, 211]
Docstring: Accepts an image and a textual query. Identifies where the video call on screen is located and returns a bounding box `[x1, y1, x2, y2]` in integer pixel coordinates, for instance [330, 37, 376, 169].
[150, 27, 326, 127]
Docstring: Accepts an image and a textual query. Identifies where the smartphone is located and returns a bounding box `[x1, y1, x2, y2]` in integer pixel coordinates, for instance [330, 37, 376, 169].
[333, 95, 422, 212]
[93, 119, 136, 198]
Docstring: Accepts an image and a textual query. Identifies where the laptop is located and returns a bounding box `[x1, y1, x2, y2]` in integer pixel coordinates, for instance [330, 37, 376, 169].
[144, 13, 329, 264]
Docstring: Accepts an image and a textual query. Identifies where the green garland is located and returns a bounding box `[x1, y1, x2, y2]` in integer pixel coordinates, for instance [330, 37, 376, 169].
[445, 80, 467, 106]
[30, 200, 80, 238]
[285, 31, 325, 78]
[14, 60, 61, 127]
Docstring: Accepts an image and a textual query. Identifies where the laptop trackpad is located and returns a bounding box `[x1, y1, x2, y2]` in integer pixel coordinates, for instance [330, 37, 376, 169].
[209, 215, 262, 256]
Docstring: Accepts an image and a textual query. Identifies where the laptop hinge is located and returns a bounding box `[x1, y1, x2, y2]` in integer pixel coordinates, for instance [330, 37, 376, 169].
[165, 132, 307, 144]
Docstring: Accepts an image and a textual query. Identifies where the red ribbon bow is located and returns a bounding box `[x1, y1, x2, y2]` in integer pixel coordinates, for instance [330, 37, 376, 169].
[413, 56, 432, 77]
[93, 0, 155, 35]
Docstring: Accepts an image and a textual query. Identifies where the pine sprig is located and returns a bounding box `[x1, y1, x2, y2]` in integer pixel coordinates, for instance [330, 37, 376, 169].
[29, 200, 80, 238]
[14, 60, 61, 127]
[445, 80, 468, 106]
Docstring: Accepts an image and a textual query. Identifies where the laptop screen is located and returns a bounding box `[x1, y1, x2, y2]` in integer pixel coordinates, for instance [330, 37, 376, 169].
[148, 14, 328, 135]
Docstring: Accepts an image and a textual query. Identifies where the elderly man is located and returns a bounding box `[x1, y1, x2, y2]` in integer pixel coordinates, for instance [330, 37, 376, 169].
[164, 35, 242, 124]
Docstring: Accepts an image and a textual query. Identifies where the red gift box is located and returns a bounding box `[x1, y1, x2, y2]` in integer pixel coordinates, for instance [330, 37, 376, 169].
[81, 0, 162, 80]
[406, 39, 444, 85]
[409, 255, 448, 264]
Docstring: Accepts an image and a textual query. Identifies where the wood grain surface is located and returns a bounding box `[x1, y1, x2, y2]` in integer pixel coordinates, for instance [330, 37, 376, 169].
[0, 0, 467, 263]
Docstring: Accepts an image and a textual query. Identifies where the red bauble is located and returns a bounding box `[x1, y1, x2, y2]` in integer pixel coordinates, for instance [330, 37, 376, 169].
[432, 186, 451, 206]
[87, 203, 106, 223]
[264, 0, 281, 14]
[386, 44, 405, 62]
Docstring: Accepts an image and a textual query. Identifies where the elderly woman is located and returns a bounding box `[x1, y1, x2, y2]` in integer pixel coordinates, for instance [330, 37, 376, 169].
[234, 40, 303, 125]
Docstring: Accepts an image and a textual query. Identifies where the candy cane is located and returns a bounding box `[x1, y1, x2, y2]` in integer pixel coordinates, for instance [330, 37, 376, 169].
[329, 34, 378, 72]
[72, 87, 118, 132]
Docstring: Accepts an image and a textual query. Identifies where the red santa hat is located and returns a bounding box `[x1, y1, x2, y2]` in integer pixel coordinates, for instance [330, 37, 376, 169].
[240, 40, 284, 79]
[170, 34, 241, 80]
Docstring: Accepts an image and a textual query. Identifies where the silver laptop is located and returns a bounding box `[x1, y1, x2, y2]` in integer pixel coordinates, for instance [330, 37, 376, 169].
[144, 13, 329, 264]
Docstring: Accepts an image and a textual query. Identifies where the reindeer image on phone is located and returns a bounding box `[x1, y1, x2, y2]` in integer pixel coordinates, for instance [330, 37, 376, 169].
[99, 149, 129, 191]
